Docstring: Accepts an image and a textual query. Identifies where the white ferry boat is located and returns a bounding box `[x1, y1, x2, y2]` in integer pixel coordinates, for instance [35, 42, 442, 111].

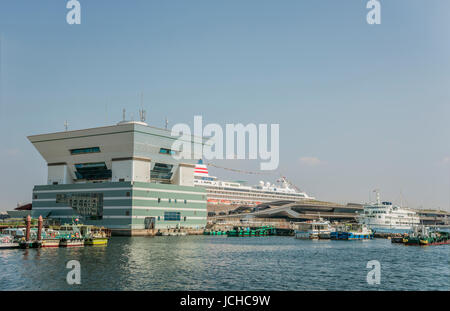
[358, 191, 420, 233]
[193, 161, 313, 208]
[294, 218, 334, 239]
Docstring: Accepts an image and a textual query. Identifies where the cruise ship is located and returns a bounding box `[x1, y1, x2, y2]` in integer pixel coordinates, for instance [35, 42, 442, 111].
[193, 161, 313, 210]
[358, 191, 420, 233]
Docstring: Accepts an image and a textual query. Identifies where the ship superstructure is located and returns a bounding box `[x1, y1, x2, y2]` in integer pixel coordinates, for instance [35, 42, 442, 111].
[358, 191, 420, 233]
[193, 161, 313, 209]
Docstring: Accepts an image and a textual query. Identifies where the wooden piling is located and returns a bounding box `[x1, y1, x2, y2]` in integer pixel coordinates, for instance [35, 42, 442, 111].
[37, 215, 43, 241]
[25, 215, 31, 241]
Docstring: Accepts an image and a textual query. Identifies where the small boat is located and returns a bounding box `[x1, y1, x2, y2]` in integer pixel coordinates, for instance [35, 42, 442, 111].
[294, 219, 334, 240]
[227, 226, 274, 237]
[391, 236, 405, 243]
[85, 237, 108, 245]
[331, 224, 373, 240]
[404, 226, 450, 246]
[41, 239, 60, 248]
[83, 226, 109, 245]
[60, 238, 84, 247]
[168, 231, 187, 236]
[0, 234, 19, 249]
[39, 229, 61, 248]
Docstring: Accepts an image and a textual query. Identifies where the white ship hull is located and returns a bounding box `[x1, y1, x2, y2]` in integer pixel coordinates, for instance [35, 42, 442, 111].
[359, 194, 420, 233]
[194, 162, 312, 208]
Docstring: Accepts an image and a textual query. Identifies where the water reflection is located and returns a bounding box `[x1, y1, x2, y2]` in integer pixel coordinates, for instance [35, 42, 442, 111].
[0, 237, 448, 291]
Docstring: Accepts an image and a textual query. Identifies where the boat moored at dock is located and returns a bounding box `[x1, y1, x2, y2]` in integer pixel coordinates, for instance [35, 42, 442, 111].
[80, 224, 110, 245]
[402, 226, 450, 246]
[358, 191, 420, 234]
[227, 226, 276, 237]
[0, 234, 19, 249]
[294, 219, 334, 240]
[331, 223, 373, 240]
[59, 238, 84, 247]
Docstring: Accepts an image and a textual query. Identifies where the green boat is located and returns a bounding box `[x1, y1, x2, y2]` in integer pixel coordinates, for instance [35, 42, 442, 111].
[403, 226, 450, 246]
[227, 226, 275, 237]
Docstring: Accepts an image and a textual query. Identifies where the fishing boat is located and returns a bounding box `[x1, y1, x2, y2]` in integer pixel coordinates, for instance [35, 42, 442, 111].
[403, 226, 450, 246]
[331, 223, 373, 240]
[294, 218, 334, 240]
[419, 232, 450, 246]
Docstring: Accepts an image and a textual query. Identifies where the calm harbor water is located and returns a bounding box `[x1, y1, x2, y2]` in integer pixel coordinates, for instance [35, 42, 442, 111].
[0, 236, 448, 291]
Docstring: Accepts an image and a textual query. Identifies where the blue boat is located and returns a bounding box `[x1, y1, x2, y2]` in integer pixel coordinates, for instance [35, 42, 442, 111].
[331, 224, 373, 240]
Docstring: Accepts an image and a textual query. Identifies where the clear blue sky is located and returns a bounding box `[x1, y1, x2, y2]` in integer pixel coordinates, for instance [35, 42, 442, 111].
[0, 0, 449, 211]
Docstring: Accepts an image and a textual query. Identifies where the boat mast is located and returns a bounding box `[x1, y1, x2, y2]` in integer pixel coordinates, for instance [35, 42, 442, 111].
[373, 189, 381, 205]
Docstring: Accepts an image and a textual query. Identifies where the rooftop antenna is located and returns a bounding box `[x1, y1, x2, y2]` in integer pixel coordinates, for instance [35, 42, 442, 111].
[165, 117, 168, 130]
[139, 108, 146, 123]
[373, 189, 380, 205]
[64, 120, 69, 131]
[122, 109, 126, 122]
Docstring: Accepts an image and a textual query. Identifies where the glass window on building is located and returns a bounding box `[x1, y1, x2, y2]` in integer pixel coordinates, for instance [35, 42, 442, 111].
[164, 212, 181, 221]
[150, 162, 174, 182]
[74, 162, 112, 181]
[159, 148, 176, 155]
[68, 193, 104, 220]
[70, 147, 101, 155]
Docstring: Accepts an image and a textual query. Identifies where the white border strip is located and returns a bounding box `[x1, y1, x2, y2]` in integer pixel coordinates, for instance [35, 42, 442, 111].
[32, 206, 206, 212]
[33, 187, 204, 196]
[34, 197, 205, 204]
[33, 187, 132, 194]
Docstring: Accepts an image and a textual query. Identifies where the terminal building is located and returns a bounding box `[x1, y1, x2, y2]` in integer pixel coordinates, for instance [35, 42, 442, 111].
[28, 119, 207, 235]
